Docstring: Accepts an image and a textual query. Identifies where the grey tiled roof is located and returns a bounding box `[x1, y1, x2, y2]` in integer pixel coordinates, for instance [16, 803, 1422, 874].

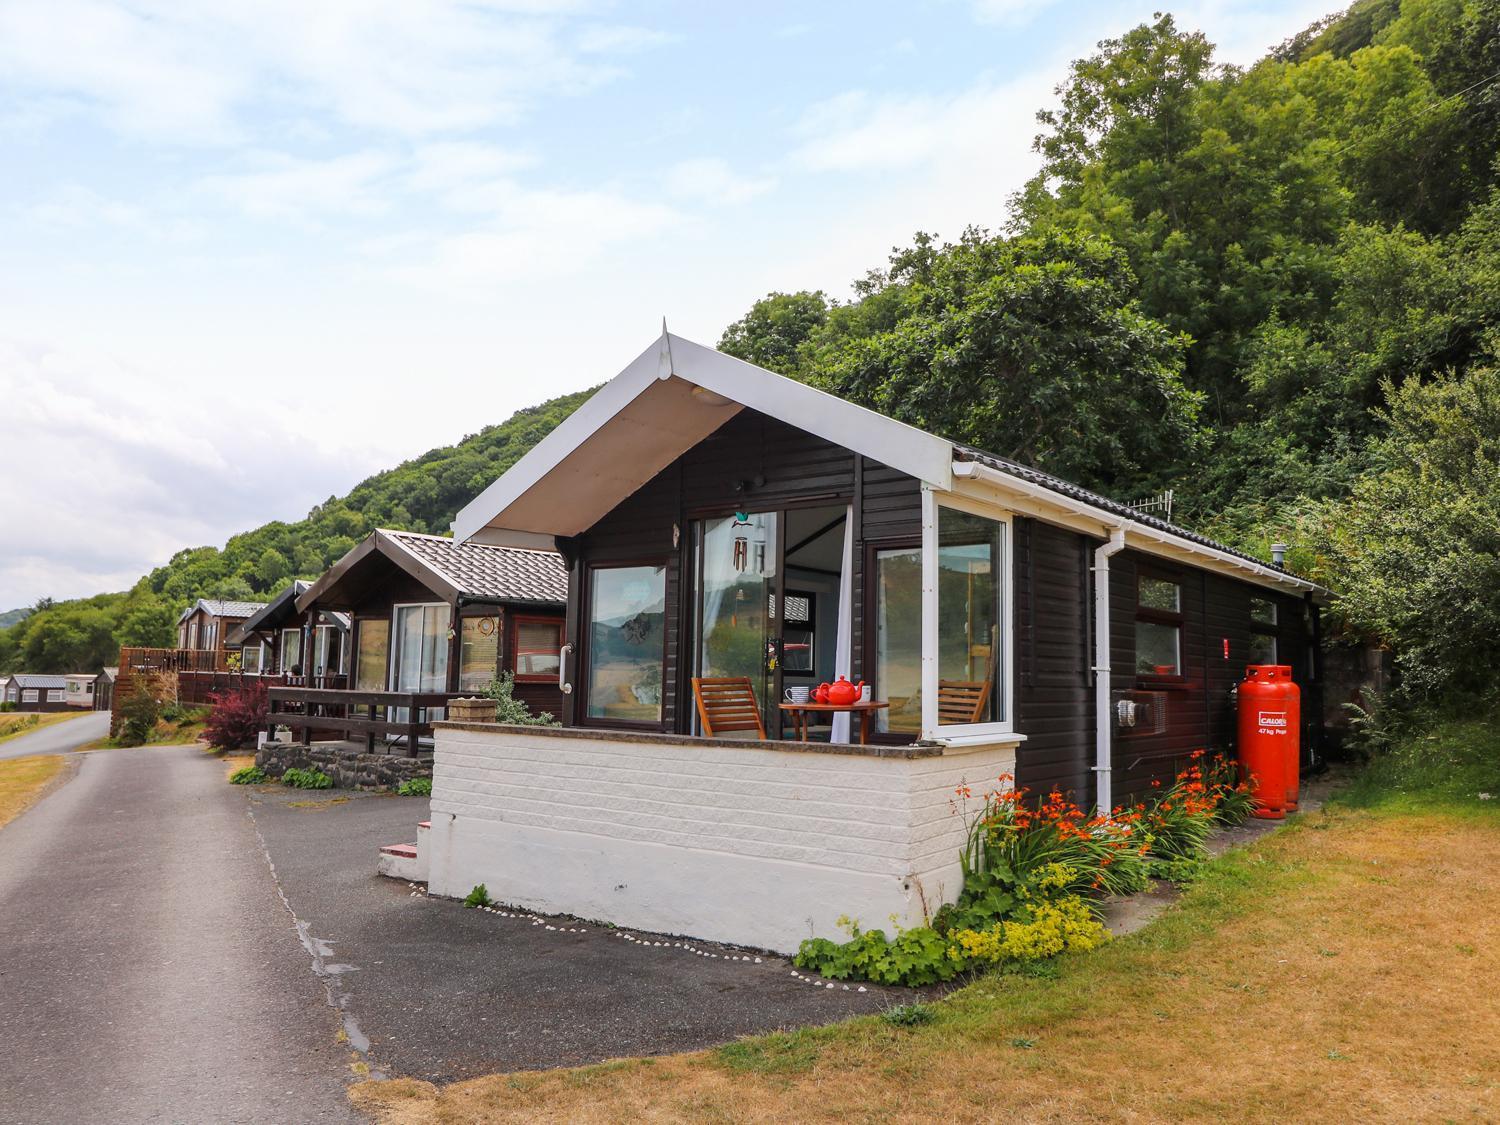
[179, 598, 268, 622]
[953, 446, 1312, 585]
[11, 674, 69, 689]
[383, 530, 567, 605]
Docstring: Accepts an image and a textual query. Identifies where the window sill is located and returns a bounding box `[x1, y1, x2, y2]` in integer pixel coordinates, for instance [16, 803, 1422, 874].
[1134, 675, 1190, 691]
[920, 730, 1028, 752]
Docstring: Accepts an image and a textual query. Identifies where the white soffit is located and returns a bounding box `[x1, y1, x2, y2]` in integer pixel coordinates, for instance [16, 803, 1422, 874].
[453, 329, 954, 542]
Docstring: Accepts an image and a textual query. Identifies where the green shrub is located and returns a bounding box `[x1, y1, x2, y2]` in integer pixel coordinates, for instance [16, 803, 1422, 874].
[794, 918, 964, 986]
[464, 883, 491, 908]
[0, 701, 14, 713]
[483, 672, 558, 726]
[229, 765, 267, 785]
[117, 691, 159, 747]
[397, 777, 432, 797]
[282, 767, 333, 790]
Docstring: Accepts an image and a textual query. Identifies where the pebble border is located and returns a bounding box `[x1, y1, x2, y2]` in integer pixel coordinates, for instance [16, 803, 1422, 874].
[405, 883, 871, 993]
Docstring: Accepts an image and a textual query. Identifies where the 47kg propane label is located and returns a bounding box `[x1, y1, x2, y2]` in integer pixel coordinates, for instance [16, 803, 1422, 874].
[1257, 711, 1289, 735]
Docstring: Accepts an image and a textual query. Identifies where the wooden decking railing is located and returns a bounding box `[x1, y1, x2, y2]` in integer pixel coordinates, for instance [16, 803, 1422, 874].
[267, 687, 459, 757]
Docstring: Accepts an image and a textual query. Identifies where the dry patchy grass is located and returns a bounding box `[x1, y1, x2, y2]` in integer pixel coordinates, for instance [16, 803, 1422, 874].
[0, 711, 83, 745]
[351, 799, 1500, 1125]
[0, 754, 69, 830]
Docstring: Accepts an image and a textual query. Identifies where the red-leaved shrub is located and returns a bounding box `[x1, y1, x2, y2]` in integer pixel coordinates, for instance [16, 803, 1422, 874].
[205, 682, 269, 752]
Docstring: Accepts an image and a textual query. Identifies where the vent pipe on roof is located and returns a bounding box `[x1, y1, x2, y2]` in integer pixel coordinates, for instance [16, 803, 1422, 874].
[1092, 525, 1127, 814]
[1270, 543, 1288, 567]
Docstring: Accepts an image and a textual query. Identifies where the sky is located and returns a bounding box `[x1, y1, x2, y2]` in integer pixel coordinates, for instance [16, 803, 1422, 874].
[0, 0, 1337, 611]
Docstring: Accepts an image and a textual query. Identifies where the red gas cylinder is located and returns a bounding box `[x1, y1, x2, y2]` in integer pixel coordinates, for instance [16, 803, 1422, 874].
[1237, 665, 1300, 820]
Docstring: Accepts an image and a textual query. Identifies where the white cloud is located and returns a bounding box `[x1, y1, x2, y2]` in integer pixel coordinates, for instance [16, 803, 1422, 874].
[0, 0, 667, 142]
[0, 335, 382, 607]
[197, 150, 401, 220]
[666, 158, 776, 206]
[373, 184, 682, 291]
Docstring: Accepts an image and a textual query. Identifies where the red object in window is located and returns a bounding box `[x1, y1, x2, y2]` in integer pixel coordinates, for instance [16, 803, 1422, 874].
[1222, 637, 1230, 660]
[1237, 664, 1301, 819]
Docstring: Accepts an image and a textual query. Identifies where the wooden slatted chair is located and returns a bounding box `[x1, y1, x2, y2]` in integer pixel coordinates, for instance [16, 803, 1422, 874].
[937, 679, 992, 725]
[692, 676, 766, 739]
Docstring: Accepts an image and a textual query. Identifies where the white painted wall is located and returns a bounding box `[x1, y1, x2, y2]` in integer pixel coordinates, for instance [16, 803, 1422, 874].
[427, 723, 1018, 954]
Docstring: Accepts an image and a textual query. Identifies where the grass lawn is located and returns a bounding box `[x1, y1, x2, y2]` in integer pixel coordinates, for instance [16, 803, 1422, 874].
[79, 711, 209, 751]
[0, 754, 70, 830]
[0, 711, 85, 745]
[352, 717, 1500, 1124]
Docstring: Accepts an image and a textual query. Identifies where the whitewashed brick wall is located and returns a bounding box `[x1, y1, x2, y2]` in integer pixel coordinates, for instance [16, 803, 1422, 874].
[426, 723, 1017, 953]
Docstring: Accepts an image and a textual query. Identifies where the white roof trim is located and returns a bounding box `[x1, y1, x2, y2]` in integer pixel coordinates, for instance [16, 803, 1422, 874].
[951, 461, 1325, 598]
[452, 328, 954, 542]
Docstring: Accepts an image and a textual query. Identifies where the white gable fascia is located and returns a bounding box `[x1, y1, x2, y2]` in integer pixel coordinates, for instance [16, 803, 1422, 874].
[453, 329, 954, 543]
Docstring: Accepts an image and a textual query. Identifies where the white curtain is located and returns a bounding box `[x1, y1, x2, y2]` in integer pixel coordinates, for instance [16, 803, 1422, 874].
[831, 508, 854, 743]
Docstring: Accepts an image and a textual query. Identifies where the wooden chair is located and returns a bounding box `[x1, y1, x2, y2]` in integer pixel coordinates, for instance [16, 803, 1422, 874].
[938, 679, 992, 725]
[692, 677, 766, 739]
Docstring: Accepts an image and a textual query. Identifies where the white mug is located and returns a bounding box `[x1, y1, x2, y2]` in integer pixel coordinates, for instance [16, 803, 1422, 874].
[785, 686, 810, 704]
[859, 684, 871, 702]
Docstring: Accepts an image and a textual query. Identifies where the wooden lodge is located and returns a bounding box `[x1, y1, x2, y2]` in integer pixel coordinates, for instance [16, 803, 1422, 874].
[266, 529, 568, 753]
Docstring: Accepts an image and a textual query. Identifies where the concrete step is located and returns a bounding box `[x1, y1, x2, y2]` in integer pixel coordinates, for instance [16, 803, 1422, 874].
[377, 839, 426, 882]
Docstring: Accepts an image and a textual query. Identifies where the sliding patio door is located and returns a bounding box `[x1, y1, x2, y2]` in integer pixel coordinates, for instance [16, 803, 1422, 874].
[390, 603, 452, 726]
[693, 513, 779, 731]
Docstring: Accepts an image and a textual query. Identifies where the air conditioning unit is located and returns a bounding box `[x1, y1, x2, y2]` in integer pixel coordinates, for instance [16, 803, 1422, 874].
[1114, 690, 1167, 736]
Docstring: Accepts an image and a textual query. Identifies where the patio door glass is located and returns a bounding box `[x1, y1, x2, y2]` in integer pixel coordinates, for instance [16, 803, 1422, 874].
[391, 604, 451, 728]
[693, 512, 778, 730]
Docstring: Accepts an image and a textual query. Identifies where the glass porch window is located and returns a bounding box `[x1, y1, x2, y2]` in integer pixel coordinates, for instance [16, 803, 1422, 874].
[459, 615, 501, 692]
[694, 513, 778, 726]
[874, 546, 923, 735]
[586, 564, 665, 724]
[936, 507, 1004, 725]
[355, 619, 389, 691]
[240, 644, 264, 674]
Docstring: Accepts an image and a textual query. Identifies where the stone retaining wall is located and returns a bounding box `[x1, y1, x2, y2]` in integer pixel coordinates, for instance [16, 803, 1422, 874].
[255, 740, 432, 791]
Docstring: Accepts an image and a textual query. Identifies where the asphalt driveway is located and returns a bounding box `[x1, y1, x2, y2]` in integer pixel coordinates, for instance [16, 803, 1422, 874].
[0, 711, 107, 760]
[0, 745, 359, 1124]
[248, 784, 927, 1083]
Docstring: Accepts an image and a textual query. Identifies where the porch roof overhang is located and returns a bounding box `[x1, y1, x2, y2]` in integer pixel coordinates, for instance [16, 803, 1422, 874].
[453, 325, 1327, 602]
[451, 329, 955, 546]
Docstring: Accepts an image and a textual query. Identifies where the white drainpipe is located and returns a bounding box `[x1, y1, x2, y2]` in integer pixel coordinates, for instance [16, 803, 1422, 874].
[1093, 526, 1126, 813]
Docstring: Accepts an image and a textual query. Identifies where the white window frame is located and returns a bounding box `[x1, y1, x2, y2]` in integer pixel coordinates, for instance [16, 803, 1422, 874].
[240, 643, 266, 675]
[920, 486, 1015, 741]
[313, 623, 344, 676]
[22, 689, 38, 704]
[46, 689, 64, 703]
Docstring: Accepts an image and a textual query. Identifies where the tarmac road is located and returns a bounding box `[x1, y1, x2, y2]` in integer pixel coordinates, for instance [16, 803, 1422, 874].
[0, 745, 360, 1124]
[0, 711, 109, 760]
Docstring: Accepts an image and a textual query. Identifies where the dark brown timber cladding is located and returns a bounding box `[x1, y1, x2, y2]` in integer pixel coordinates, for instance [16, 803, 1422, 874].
[1011, 518, 1094, 799]
[1106, 548, 1315, 805]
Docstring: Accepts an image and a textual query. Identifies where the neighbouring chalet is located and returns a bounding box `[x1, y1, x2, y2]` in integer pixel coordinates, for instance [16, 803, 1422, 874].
[176, 599, 268, 652]
[227, 581, 351, 685]
[63, 674, 98, 709]
[95, 667, 118, 712]
[265, 529, 568, 751]
[2, 674, 72, 712]
[394, 329, 1329, 953]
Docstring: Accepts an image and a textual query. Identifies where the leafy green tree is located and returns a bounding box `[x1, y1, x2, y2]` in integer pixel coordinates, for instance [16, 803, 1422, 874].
[1315, 366, 1500, 702]
[718, 291, 830, 374]
[803, 228, 1200, 495]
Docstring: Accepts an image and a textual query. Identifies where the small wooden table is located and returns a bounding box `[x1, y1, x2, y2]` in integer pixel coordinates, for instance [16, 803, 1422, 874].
[778, 700, 890, 745]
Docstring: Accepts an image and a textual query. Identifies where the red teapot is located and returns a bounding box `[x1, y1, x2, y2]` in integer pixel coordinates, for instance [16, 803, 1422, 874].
[813, 682, 831, 703]
[826, 676, 865, 706]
